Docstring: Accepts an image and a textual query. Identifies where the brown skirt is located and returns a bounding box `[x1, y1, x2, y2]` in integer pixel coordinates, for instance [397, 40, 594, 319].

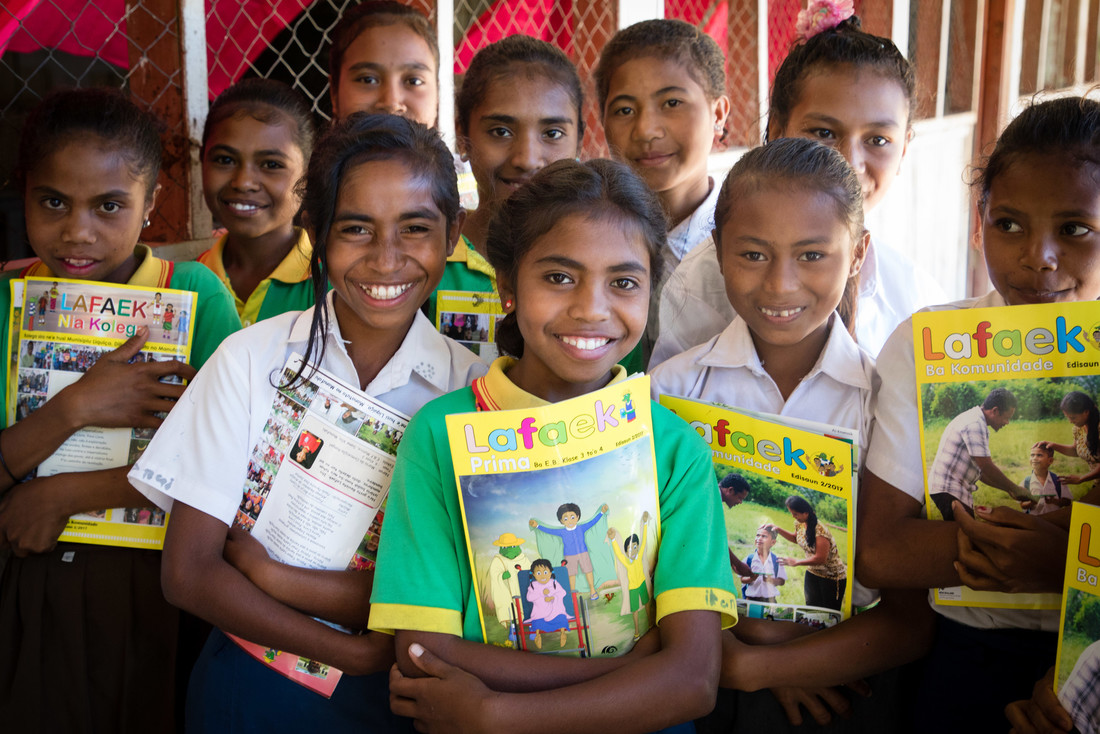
[0, 542, 178, 733]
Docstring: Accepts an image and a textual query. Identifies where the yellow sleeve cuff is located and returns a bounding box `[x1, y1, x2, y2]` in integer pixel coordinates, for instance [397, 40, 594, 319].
[655, 587, 738, 629]
[367, 603, 465, 637]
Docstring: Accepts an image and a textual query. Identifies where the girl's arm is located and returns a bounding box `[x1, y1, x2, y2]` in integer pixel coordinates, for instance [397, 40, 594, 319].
[767, 523, 797, 544]
[390, 610, 721, 733]
[1035, 440, 1076, 458]
[161, 501, 393, 675]
[0, 329, 193, 491]
[1063, 462, 1100, 485]
[783, 535, 829, 567]
[223, 526, 373, 628]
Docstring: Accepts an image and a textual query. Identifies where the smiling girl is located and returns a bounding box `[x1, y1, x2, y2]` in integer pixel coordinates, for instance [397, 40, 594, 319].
[128, 114, 486, 732]
[197, 79, 315, 325]
[369, 159, 737, 733]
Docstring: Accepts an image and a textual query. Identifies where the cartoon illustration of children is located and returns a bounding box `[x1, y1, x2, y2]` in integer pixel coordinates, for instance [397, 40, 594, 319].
[485, 532, 532, 643]
[525, 558, 571, 650]
[178, 309, 189, 337]
[49, 281, 58, 311]
[151, 292, 163, 322]
[530, 502, 608, 600]
[607, 511, 652, 640]
[163, 304, 174, 339]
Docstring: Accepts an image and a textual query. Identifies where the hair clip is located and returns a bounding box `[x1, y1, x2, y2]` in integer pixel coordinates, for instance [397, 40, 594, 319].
[795, 0, 855, 43]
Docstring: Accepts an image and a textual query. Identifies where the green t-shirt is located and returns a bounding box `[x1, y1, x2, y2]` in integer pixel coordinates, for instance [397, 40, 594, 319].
[368, 388, 738, 639]
[424, 236, 497, 327]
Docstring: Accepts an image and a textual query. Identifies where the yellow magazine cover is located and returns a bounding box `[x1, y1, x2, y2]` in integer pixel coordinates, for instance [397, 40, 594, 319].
[1054, 502, 1100, 734]
[659, 395, 855, 625]
[446, 375, 659, 656]
[8, 276, 195, 549]
[434, 290, 503, 361]
[913, 301, 1100, 609]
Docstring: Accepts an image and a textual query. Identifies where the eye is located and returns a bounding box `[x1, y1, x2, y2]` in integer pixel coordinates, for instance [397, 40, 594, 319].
[807, 128, 837, 142]
[867, 135, 890, 147]
[993, 218, 1023, 234]
[663, 98, 684, 109]
[405, 76, 425, 88]
[797, 250, 827, 262]
[740, 250, 767, 262]
[611, 105, 634, 117]
[355, 74, 380, 85]
[611, 277, 640, 290]
[338, 224, 368, 236]
[99, 201, 122, 214]
[546, 271, 574, 285]
[1061, 222, 1093, 237]
[487, 126, 513, 139]
[402, 223, 432, 235]
[260, 159, 285, 170]
[544, 128, 567, 141]
[41, 197, 65, 211]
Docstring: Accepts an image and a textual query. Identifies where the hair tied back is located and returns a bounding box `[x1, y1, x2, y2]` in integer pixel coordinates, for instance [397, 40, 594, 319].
[795, 0, 856, 43]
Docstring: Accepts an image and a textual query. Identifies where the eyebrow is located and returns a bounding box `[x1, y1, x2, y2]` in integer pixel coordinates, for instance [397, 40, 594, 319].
[333, 208, 441, 223]
[346, 60, 432, 73]
[30, 185, 133, 201]
[734, 235, 835, 248]
[208, 144, 290, 159]
[607, 86, 689, 109]
[799, 112, 902, 129]
[533, 254, 648, 273]
[480, 113, 575, 127]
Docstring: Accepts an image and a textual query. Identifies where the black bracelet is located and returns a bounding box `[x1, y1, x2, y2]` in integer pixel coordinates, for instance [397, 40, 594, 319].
[0, 429, 20, 484]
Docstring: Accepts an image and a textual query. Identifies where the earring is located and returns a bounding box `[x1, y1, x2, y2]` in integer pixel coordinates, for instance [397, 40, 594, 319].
[714, 123, 723, 132]
[143, 219, 151, 228]
[503, 298, 513, 310]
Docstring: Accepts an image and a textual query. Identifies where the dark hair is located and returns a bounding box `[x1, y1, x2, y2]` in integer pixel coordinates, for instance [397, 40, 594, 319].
[556, 502, 581, 522]
[15, 87, 163, 197]
[974, 96, 1100, 210]
[530, 558, 558, 588]
[785, 495, 819, 551]
[1061, 391, 1100, 458]
[713, 137, 864, 337]
[719, 473, 751, 495]
[982, 387, 1018, 413]
[455, 35, 584, 143]
[625, 534, 640, 553]
[289, 112, 459, 386]
[203, 78, 316, 161]
[767, 15, 916, 140]
[594, 19, 726, 112]
[1032, 443, 1054, 458]
[329, 1, 439, 89]
[487, 158, 666, 358]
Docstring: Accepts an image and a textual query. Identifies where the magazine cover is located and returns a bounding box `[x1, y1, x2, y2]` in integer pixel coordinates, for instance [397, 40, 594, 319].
[659, 395, 856, 625]
[913, 302, 1099, 609]
[1055, 502, 1100, 734]
[434, 289, 503, 360]
[226, 353, 409, 696]
[6, 276, 193, 549]
[447, 376, 659, 657]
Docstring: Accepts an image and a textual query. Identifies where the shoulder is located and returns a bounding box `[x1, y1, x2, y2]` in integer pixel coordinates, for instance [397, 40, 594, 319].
[649, 336, 715, 397]
[405, 388, 478, 438]
[168, 260, 235, 294]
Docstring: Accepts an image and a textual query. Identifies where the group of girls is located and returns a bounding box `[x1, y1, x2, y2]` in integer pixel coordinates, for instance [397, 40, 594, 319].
[0, 1, 1097, 732]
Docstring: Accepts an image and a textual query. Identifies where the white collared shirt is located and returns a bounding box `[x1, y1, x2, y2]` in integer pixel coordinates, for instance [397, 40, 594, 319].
[650, 313, 877, 456]
[129, 292, 488, 522]
[867, 290, 1057, 631]
[649, 234, 949, 368]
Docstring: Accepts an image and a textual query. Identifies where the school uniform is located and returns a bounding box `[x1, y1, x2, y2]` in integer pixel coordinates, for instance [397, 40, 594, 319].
[197, 227, 314, 326]
[649, 235, 948, 367]
[1023, 471, 1064, 515]
[867, 290, 1058, 731]
[744, 550, 786, 602]
[127, 292, 486, 732]
[424, 235, 497, 328]
[0, 245, 241, 733]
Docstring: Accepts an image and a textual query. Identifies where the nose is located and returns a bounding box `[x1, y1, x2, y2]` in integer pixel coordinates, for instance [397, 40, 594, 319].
[567, 281, 611, 322]
[510, 129, 546, 173]
[762, 258, 800, 296]
[375, 78, 407, 115]
[839, 137, 864, 173]
[368, 230, 405, 273]
[632, 105, 663, 142]
[231, 162, 259, 191]
[1020, 230, 1058, 271]
[61, 209, 94, 246]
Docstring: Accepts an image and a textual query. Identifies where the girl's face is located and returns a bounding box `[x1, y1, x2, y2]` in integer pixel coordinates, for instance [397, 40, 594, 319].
[773, 66, 911, 212]
[202, 111, 305, 246]
[502, 213, 651, 402]
[532, 564, 552, 583]
[982, 152, 1100, 305]
[602, 56, 729, 202]
[716, 185, 866, 353]
[24, 138, 157, 283]
[325, 158, 459, 339]
[460, 70, 580, 211]
[333, 23, 438, 126]
[1065, 410, 1090, 428]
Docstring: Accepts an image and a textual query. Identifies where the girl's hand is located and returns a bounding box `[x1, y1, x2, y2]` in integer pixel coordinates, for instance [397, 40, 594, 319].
[389, 643, 499, 734]
[1033, 440, 1054, 452]
[1006, 667, 1073, 734]
[779, 557, 799, 567]
[223, 526, 272, 582]
[0, 474, 70, 556]
[61, 328, 197, 429]
[768, 685, 853, 726]
[954, 505, 1067, 594]
[1063, 475, 1084, 485]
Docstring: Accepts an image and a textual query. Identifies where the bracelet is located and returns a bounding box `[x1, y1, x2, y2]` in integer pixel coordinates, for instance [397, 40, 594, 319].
[0, 429, 20, 484]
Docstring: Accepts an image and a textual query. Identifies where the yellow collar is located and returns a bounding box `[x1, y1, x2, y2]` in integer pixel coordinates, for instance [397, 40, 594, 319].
[22, 244, 172, 287]
[447, 236, 496, 280]
[471, 356, 628, 411]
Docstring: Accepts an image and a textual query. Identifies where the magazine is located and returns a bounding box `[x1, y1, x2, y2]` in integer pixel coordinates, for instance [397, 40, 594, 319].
[434, 289, 503, 361]
[447, 375, 659, 657]
[1055, 501, 1100, 734]
[659, 395, 857, 625]
[226, 353, 409, 696]
[913, 302, 1097, 609]
[6, 276, 194, 549]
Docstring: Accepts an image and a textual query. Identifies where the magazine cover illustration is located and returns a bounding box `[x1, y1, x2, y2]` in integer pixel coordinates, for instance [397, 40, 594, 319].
[1054, 502, 1100, 734]
[660, 395, 856, 625]
[447, 376, 660, 657]
[914, 302, 1099, 609]
[435, 289, 504, 361]
[8, 276, 193, 549]
[226, 352, 409, 696]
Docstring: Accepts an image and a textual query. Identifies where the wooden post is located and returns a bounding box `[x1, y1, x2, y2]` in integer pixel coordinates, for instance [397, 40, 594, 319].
[726, 0, 762, 147]
[574, 0, 617, 158]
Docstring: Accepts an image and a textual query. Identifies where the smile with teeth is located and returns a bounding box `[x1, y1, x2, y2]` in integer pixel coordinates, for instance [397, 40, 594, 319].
[759, 306, 806, 318]
[559, 335, 611, 351]
[360, 282, 414, 301]
[225, 201, 264, 213]
[62, 258, 95, 268]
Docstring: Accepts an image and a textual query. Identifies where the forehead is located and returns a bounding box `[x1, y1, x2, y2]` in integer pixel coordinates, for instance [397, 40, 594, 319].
[787, 66, 909, 128]
[29, 138, 150, 196]
[208, 111, 302, 154]
[472, 68, 578, 121]
[606, 54, 711, 100]
[986, 151, 1100, 213]
[335, 157, 441, 215]
[523, 212, 652, 270]
[722, 184, 852, 243]
[342, 22, 436, 71]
